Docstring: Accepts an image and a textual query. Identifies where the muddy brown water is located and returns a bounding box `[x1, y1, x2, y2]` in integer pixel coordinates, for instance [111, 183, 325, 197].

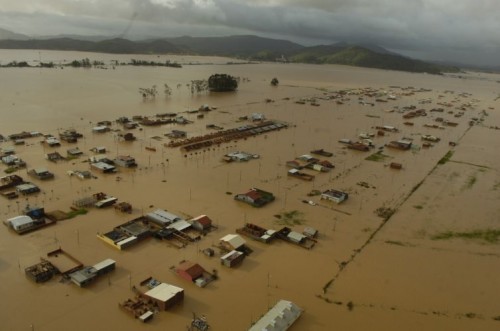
[1, 50, 499, 330]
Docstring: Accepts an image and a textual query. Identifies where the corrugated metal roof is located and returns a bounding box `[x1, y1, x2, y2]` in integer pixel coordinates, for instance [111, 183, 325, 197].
[220, 234, 246, 249]
[248, 300, 302, 331]
[145, 283, 183, 302]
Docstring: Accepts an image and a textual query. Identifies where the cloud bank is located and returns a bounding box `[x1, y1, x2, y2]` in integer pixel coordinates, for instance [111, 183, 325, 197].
[0, 0, 499, 65]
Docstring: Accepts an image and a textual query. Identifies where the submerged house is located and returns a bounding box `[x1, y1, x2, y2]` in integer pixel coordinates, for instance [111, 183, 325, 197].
[16, 182, 40, 195]
[114, 155, 137, 168]
[386, 139, 412, 150]
[190, 215, 213, 232]
[175, 261, 215, 288]
[146, 209, 184, 227]
[220, 234, 247, 252]
[234, 188, 275, 207]
[141, 281, 184, 310]
[248, 300, 302, 331]
[28, 168, 54, 180]
[69, 259, 116, 287]
[220, 250, 245, 268]
[321, 189, 349, 204]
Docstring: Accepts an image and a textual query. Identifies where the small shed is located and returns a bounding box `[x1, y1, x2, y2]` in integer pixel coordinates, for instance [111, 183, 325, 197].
[191, 215, 212, 232]
[220, 250, 245, 268]
[176, 261, 205, 282]
[220, 234, 246, 251]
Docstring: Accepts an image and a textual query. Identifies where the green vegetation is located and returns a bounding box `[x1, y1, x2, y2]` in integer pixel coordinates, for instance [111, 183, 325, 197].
[385, 240, 406, 246]
[464, 174, 477, 189]
[438, 150, 454, 165]
[273, 210, 305, 226]
[130, 59, 181, 68]
[208, 74, 238, 92]
[270, 77, 279, 86]
[413, 205, 423, 210]
[431, 229, 500, 244]
[375, 206, 396, 219]
[365, 151, 391, 162]
[290, 46, 460, 74]
[4, 167, 17, 174]
[66, 208, 88, 219]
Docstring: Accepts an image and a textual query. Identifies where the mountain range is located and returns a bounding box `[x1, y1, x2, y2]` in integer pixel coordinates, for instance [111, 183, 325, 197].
[0, 28, 460, 74]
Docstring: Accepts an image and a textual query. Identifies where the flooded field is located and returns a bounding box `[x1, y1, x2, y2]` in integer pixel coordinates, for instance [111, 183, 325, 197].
[0, 50, 499, 330]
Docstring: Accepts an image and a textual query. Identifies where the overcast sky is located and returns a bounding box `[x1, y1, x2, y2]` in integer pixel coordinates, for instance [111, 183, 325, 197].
[0, 0, 499, 65]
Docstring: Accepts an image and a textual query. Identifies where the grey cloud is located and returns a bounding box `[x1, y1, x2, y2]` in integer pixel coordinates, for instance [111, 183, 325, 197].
[0, 0, 499, 65]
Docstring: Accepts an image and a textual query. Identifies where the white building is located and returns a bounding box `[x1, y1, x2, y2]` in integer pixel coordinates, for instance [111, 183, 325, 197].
[249, 300, 302, 331]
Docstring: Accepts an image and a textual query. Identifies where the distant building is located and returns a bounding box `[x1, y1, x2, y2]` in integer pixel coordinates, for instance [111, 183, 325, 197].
[249, 300, 302, 331]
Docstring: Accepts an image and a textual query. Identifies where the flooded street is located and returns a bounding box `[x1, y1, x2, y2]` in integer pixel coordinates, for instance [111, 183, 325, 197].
[1, 50, 499, 330]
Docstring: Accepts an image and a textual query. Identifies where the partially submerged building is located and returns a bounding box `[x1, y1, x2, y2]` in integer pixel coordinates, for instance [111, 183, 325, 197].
[69, 258, 116, 287]
[386, 139, 412, 150]
[175, 261, 215, 288]
[223, 151, 258, 162]
[28, 168, 55, 180]
[220, 250, 245, 268]
[234, 188, 275, 207]
[16, 182, 40, 195]
[146, 209, 184, 227]
[190, 215, 213, 233]
[140, 279, 184, 310]
[248, 300, 302, 331]
[114, 155, 137, 168]
[220, 234, 247, 252]
[321, 189, 349, 204]
[98, 218, 152, 250]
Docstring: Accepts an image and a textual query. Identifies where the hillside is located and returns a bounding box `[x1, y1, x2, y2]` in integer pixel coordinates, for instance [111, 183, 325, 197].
[0, 27, 29, 40]
[0, 38, 182, 54]
[0, 33, 460, 73]
[289, 45, 460, 74]
[165, 35, 303, 57]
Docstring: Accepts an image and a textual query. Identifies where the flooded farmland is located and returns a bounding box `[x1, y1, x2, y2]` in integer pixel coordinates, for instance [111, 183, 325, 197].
[1, 49, 499, 331]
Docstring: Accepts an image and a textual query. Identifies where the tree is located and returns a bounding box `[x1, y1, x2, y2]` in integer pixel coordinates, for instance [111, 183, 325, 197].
[208, 74, 238, 92]
[139, 85, 158, 100]
[271, 77, 279, 86]
[164, 84, 172, 97]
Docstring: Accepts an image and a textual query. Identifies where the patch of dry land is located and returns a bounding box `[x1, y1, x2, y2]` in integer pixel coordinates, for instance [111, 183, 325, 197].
[1, 50, 499, 330]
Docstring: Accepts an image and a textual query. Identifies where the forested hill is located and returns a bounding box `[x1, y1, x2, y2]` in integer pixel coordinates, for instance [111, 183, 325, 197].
[0, 34, 460, 74]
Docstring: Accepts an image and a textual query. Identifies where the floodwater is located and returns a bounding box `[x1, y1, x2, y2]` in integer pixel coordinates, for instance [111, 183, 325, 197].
[0, 49, 499, 331]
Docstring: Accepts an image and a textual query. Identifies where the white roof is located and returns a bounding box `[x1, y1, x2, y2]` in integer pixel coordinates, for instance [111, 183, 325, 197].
[221, 250, 244, 260]
[220, 234, 246, 249]
[249, 300, 302, 331]
[167, 220, 191, 232]
[93, 258, 116, 271]
[117, 236, 137, 247]
[147, 209, 183, 225]
[145, 283, 183, 302]
[7, 215, 33, 229]
[92, 162, 115, 170]
[287, 231, 305, 242]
